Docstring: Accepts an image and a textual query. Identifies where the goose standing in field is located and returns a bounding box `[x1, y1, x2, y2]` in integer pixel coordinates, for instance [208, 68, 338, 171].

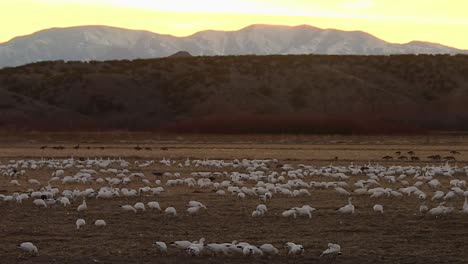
[120, 205, 137, 213]
[186, 206, 206, 216]
[432, 191, 445, 201]
[282, 209, 297, 219]
[77, 199, 87, 212]
[186, 245, 201, 256]
[428, 202, 454, 216]
[153, 241, 168, 255]
[147, 201, 162, 211]
[165, 207, 177, 217]
[17, 242, 38, 256]
[187, 201, 207, 209]
[335, 187, 350, 196]
[240, 245, 257, 256]
[189, 238, 206, 252]
[373, 204, 384, 214]
[59, 197, 71, 207]
[293, 205, 316, 218]
[76, 219, 86, 229]
[204, 243, 228, 256]
[94, 220, 106, 227]
[419, 201, 429, 214]
[252, 208, 264, 217]
[320, 243, 342, 259]
[288, 244, 304, 256]
[337, 197, 355, 214]
[134, 202, 146, 212]
[283, 242, 298, 254]
[33, 199, 47, 208]
[170, 240, 192, 253]
[186, 201, 207, 216]
[10, 179, 20, 186]
[259, 244, 279, 256]
[461, 197, 468, 214]
[256, 204, 268, 214]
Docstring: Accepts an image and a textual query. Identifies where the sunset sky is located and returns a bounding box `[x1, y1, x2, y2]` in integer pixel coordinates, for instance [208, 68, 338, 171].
[0, 0, 466, 49]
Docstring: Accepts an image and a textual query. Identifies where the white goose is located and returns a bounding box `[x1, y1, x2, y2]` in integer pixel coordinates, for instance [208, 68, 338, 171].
[337, 198, 355, 214]
[461, 197, 468, 214]
[320, 243, 342, 258]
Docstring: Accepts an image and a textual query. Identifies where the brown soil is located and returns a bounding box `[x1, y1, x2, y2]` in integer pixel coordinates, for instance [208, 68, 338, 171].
[1, 136, 467, 263]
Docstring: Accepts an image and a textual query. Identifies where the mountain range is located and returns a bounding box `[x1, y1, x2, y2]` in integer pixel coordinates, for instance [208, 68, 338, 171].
[0, 24, 466, 68]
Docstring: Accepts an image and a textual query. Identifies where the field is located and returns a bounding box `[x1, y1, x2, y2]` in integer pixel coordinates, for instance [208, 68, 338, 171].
[1, 134, 468, 263]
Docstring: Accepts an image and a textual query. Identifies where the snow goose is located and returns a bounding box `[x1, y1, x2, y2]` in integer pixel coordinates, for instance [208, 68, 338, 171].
[33, 199, 47, 208]
[134, 202, 146, 212]
[17, 242, 38, 256]
[76, 219, 86, 229]
[147, 201, 161, 211]
[320, 243, 342, 258]
[120, 205, 137, 213]
[170, 240, 192, 253]
[259, 244, 279, 256]
[165, 207, 177, 217]
[461, 197, 468, 214]
[94, 220, 106, 227]
[77, 199, 87, 212]
[337, 198, 355, 214]
[153, 241, 168, 254]
[373, 204, 384, 213]
[204, 243, 228, 256]
[288, 244, 304, 256]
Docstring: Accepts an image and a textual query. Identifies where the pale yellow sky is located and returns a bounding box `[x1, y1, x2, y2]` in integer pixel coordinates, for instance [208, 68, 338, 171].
[0, 0, 467, 49]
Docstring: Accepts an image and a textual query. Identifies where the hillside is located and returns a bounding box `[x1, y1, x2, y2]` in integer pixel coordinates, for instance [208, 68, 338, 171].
[0, 24, 466, 68]
[1, 54, 468, 133]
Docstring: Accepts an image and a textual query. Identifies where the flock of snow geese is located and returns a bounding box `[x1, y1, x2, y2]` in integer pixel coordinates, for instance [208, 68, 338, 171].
[150, 239, 340, 258]
[1, 153, 467, 260]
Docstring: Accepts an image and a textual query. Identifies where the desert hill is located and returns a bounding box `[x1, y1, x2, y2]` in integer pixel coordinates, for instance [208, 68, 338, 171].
[0, 54, 467, 133]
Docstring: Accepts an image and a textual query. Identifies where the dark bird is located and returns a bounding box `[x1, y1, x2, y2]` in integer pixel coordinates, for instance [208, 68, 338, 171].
[450, 150, 461, 155]
[427, 155, 441, 161]
[443, 156, 456, 161]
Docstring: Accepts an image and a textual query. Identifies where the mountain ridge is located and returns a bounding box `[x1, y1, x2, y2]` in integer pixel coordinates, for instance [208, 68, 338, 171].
[0, 24, 466, 68]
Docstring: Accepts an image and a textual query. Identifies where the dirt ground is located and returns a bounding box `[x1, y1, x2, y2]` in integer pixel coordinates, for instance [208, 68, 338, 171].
[1, 134, 468, 263]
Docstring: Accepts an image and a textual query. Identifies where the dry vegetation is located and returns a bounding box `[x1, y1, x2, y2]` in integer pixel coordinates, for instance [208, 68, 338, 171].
[1, 54, 468, 133]
[1, 134, 468, 263]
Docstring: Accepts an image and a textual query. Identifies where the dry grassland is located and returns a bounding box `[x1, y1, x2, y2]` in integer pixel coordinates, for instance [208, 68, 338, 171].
[1, 134, 468, 263]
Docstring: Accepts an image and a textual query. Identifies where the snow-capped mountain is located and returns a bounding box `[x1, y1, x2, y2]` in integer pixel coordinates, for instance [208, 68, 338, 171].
[0, 24, 465, 68]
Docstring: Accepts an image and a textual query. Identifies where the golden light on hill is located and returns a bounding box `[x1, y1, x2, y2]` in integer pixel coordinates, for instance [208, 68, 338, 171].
[0, 0, 466, 49]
